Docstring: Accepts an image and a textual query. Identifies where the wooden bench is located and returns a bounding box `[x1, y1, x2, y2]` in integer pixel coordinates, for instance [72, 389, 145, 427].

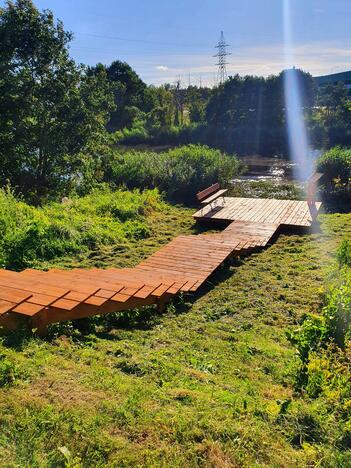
[196, 183, 228, 208]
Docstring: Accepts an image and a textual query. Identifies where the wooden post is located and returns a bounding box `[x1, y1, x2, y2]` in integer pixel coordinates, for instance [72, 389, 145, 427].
[157, 297, 169, 313]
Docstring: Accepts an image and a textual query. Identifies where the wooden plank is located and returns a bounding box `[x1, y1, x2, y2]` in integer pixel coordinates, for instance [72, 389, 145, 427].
[12, 302, 44, 317]
[95, 288, 122, 299]
[0, 300, 17, 315]
[144, 252, 229, 268]
[20, 270, 99, 295]
[133, 285, 160, 299]
[0, 286, 32, 304]
[28, 293, 59, 306]
[0, 270, 70, 298]
[50, 298, 80, 311]
[110, 293, 131, 303]
[201, 189, 228, 205]
[151, 283, 175, 298]
[136, 264, 200, 281]
[197, 183, 220, 201]
[84, 295, 108, 307]
[63, 291, 94, 302]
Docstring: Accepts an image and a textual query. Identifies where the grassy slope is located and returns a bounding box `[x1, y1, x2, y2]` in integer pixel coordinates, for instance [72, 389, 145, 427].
[0, 204, 350, 467]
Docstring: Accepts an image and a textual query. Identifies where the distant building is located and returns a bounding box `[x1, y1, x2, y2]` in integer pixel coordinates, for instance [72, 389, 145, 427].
[314, 70, 351, 94]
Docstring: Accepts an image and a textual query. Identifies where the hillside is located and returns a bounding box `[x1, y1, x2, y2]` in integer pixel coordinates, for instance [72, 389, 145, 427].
[0, 200, 350, 466]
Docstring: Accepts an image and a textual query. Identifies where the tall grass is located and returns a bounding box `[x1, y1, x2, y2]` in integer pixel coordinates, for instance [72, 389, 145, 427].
[0, 187, 163, 270]
[106, 144, 242, 203]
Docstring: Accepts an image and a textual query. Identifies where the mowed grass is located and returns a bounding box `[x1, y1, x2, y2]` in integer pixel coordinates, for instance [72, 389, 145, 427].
[0, 205, 350, 466]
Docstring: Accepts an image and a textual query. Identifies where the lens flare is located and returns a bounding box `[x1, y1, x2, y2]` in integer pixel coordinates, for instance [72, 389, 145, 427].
[283, 0, 313, 182]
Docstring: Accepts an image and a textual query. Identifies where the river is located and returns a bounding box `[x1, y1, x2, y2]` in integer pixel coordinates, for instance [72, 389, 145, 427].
[235, 155, 296, 184]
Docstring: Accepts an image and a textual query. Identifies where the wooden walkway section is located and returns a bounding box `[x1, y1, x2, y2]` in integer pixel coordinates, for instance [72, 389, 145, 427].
[0, 197, 322, 332]
[193, 197, 322, 227]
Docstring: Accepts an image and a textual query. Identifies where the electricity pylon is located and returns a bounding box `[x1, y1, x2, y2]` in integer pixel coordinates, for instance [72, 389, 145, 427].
[214, 31, 231, 84]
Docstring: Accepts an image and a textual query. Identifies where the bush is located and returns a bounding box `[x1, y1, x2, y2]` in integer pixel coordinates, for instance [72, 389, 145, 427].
[0, 187, 162, 270]
[107, 144, 242, 204]
[119, 125, 151, 145]
[317, 146, 351, 189]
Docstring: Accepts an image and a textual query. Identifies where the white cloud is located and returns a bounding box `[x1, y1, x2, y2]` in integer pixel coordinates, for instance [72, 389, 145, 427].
[155, 65, 169, 71]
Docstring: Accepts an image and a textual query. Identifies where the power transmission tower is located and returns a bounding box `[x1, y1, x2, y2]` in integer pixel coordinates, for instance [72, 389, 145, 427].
[214, 31, 231, 84]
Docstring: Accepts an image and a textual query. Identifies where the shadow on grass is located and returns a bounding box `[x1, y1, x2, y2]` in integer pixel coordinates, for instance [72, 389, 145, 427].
[0, 326, 38, 350]
[320, 192, 351, 214]
[0, 246, 271, 349]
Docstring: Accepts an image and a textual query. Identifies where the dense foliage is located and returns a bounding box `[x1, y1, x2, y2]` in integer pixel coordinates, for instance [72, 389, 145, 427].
[104, 145, 241, 203]
[311, 84, 351, 149]
[0, 0, 115, 201]
[317, 146, 351, 189]
[0, 187, 162, 270]
[204, 71, 313, 155]
[89, 61, 147, 131]
[115, 72, 351, 157]
[316, 146, 351, 209]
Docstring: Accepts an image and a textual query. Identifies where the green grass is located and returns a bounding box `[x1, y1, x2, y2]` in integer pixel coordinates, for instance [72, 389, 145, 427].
[0, 199, 350, 466]
[0, 187, 195, 270]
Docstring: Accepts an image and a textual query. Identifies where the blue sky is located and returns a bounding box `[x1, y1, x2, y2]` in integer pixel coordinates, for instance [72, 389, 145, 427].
[2, 0, 351, 85]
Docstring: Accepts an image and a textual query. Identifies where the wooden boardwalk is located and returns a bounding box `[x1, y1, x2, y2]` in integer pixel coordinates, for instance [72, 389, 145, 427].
[193, 197, 322, 227]
[0, 197, 321, 332]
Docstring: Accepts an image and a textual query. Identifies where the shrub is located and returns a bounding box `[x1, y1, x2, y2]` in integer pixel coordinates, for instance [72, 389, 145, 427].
[317, 146, 351, 189]
[120, 125, 151, 145]
[107, 144, 242, 204]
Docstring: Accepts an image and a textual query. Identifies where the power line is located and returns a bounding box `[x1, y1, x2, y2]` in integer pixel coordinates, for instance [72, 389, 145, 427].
[213, 31, 231, 84]
[75, 32, 211, 50]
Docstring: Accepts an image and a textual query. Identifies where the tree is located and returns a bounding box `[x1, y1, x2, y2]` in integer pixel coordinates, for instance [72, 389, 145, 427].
[186, 86, 211, 123]
[89, 60, 147, 130]
[205, 70, 315, 155]
[206, 75, 271, 154]
[314, 84, 351, 147]
[145, 86, 174, 130]
[0, 0, 114, 200]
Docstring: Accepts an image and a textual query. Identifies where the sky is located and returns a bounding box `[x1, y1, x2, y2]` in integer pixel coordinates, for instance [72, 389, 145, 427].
[2, 0, 351, 86]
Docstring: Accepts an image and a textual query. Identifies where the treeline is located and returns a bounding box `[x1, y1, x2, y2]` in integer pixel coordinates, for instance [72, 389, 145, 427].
[0, 0, 241, 202]
[92, 62, 351, 157]
[1, 0, 350, 203]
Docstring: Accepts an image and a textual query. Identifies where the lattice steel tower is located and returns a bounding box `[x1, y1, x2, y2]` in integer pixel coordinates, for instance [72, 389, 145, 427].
[214, 31, 231, 84]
